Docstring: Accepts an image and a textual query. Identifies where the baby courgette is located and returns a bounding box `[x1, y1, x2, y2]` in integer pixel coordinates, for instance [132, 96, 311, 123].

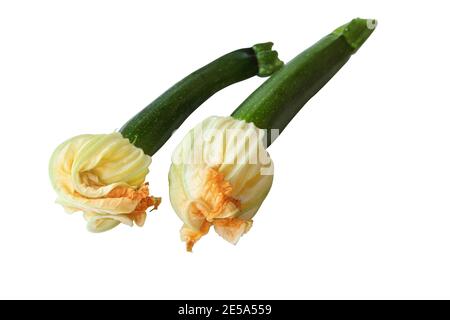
[232, 18, 376, 144]
[121, 43, 283, 155]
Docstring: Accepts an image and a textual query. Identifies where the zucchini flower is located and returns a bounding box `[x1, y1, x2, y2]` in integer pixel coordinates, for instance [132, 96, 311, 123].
[169, 116, 274, 251]
[49, 43, 283, 232]
[49, 133, 160, 232]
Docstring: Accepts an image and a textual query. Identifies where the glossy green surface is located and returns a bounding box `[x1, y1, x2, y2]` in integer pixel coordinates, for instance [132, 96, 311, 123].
[232, 18, 376, 146]
[120, 43, 283, 156]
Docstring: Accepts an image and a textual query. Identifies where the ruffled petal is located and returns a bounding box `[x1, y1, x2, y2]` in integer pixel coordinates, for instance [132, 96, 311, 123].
[169, 116, 273, 250]
[49, 132, 160, 232]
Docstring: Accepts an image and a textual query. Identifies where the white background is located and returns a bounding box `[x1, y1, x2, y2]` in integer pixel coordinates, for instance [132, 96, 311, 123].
[1, 0, 449, 299]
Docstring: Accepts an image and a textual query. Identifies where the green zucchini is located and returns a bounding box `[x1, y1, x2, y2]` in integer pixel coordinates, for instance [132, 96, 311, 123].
[231, 18, 376, 145]
[120, 43, 283, 156]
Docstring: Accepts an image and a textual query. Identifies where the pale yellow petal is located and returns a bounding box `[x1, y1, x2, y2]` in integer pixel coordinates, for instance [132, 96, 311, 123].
[169, 116, 273, 250]
[49, 132, 160, 232]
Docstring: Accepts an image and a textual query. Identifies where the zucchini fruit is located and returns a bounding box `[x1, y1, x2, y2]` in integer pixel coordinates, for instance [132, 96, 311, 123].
[232, 18, 376, 144]
[49, 42, 282, 233]
[121, 43, 283, 156]
[167, 18, 377, 250]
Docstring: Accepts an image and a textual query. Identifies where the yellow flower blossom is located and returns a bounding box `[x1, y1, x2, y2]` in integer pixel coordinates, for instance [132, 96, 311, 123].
[49, 132, 160, 232]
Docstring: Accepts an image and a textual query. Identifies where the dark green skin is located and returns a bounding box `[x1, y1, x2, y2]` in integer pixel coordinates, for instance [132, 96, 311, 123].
[120, 44, 282, 156]
[232, 18, 376, 146]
